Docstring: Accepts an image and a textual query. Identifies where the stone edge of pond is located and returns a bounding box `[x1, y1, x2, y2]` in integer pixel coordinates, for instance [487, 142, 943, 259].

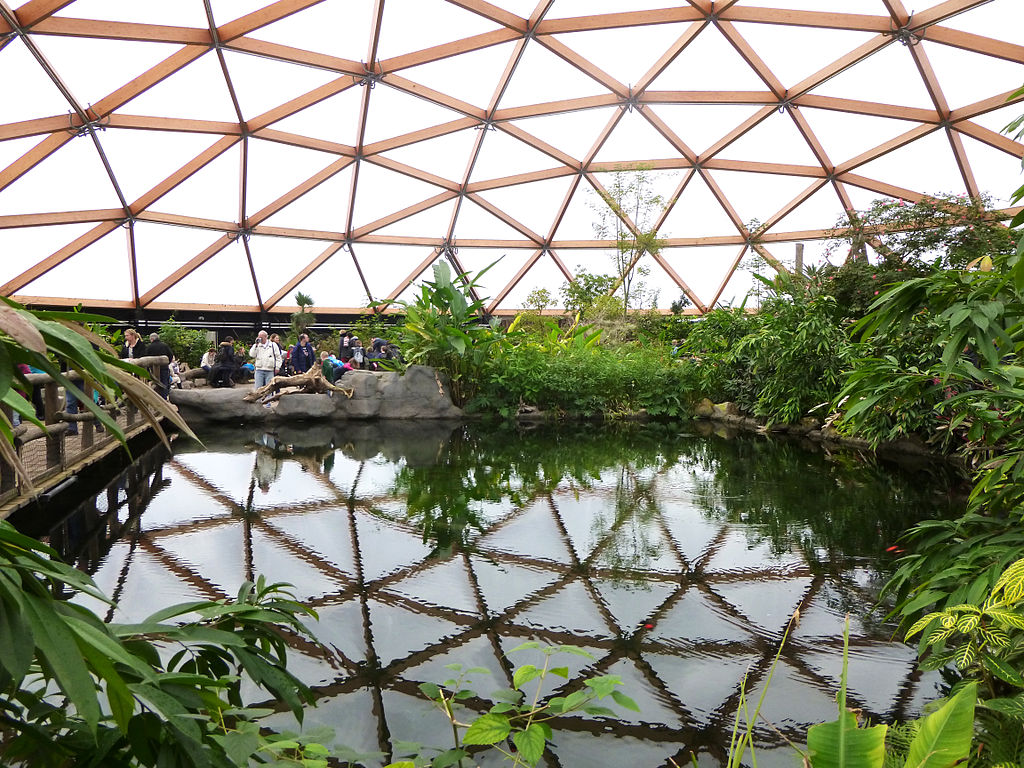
[691, 397, 961, 463]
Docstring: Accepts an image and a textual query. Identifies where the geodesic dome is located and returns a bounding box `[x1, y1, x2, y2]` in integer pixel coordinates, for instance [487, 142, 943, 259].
[1, 0, 1022, 316]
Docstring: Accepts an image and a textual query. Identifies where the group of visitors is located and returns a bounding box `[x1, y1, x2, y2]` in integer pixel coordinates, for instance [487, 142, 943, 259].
[197, 329, 402, 389]
[119, 328, 178, 399]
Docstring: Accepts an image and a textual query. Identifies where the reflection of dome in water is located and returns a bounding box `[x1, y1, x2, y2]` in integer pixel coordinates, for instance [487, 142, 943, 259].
[62, 428, 947, 764]
[1, 1, 1022, 314]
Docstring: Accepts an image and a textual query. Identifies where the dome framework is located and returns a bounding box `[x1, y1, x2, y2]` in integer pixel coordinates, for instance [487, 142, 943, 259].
[0, 0, 1022, 315]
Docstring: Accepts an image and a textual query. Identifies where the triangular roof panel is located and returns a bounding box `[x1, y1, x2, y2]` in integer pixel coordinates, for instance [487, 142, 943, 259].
[119, 51, 239, 123]
[0, 223, 97, 287]
[30, 35, 179, 111]
[222, 50, 341, 123]
[249, 0, 376, 62]
[940, 0, 1024, 47]
[506, 106, 616, 160]
[158, 241, 259, 307]
[501, 253, 571, 308]
[498, 40, 612, 110]
[798, 107, 919, 167]
[475, 175, 575, 235]
[100, 129, 224, 206]
[920, 40, 1024, 113]
[378, 0, 502, 61]
[854, 130, 969, 198]
[363, 85, 470, 146]
[1, 38, 74, 124]
[150, 142, 241, 223]
[258, 164, 354, 232]
[353, 160, 453, 230]
[247, 235, 333, 303]
[398, 40, 518, 110]
[0, 138, 121, 215]
[54, 0, 209, 26]
[647, 25, 770, 92]
[133, 223, 229, 297]
[550, 23, 693, 90]
[470, 127, 564, 182]
[809, 43, 937, 111]
[21, 228, 131, 301]
[729, 22, 876, 88]
[244, 137, 340, 217]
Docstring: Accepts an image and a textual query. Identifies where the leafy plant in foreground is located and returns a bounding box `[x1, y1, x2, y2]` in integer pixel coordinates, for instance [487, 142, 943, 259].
[803, 618, 976, 768]
[389, 643, 639, 768]
[905, 557, 1024, 700]
[0, 520, 325, 767]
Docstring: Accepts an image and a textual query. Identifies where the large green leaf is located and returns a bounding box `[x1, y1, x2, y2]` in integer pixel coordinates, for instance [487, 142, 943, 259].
[512, 723, 547, 766]
[20, 591, 102, 732]
[462, 713, 511, 745]
[903, 681, 976, 768]
[807, 710, 888, 768]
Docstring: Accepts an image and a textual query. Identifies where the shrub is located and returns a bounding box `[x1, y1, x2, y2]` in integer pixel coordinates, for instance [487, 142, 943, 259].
[157, 317, 210, 366]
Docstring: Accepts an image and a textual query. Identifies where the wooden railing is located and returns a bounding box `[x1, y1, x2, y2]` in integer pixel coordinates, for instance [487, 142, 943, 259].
[0, 355, 169, 506]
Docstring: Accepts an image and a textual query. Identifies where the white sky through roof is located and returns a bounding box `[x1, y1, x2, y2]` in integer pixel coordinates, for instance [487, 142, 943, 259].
[0, 0, 1021, 315]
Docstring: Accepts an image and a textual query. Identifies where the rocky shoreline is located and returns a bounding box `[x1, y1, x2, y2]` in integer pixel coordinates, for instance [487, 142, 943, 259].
[170, 365, 463, 424]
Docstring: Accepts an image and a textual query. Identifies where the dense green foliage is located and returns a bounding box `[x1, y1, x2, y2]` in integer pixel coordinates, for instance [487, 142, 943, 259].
[0, 522, 327, 767]
[674, 274, 856, 424]
[387, 261, 506, 405]
[158, 317, 211, 366]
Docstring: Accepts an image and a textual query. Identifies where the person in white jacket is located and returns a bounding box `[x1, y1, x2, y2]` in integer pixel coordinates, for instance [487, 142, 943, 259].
[249, 331, 282, 389]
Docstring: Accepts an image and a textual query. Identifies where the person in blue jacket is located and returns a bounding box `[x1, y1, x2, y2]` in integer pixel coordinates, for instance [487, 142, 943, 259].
[290, 334, 316, 374]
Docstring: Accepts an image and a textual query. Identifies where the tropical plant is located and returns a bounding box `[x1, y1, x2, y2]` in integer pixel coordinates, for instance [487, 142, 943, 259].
[384, 261, 509, 405]
[904, 557, 1024, 699]
[290, 291, 316, 340]
[829, 192, 1017, 270]
[0, 521, 327, 767]
[391, 643, 638, 768]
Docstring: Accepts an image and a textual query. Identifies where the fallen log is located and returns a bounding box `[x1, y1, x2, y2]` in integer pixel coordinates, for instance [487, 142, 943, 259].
[243, 368, 353, 404]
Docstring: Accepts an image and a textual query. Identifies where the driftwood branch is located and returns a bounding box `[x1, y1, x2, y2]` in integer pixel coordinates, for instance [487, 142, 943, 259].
[242, 369, 354, 404]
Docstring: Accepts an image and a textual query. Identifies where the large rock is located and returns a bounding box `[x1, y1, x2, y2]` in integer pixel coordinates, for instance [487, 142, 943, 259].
[170, 387, 270, 423]
[170, 365, 463, 424]
[334, 365, 463, 420]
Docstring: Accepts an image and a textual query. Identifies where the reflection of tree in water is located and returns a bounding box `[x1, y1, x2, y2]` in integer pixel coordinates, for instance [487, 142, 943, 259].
[386, 424, 686, 558]
[590, 468, 663, 578]
[682, 434, 965, 568]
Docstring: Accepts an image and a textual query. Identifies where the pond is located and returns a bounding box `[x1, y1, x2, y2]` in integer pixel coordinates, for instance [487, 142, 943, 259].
[45, 421, 965, 767]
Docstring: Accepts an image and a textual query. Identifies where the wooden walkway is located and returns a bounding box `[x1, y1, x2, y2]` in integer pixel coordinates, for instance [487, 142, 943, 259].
[0, 357, 170, 519]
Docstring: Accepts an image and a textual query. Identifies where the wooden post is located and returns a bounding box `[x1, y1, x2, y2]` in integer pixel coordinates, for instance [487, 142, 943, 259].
[0, 403, 14, 495]
[43, 381, 63, 470]
[81, 381, 95, 449]
[795, 243, 804, 275]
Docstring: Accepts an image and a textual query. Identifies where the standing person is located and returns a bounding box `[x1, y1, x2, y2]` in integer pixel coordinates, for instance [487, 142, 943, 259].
[290, 333, 316, 374]
[338, 329, 352, 362]
[146, 332, 173, 399]
[349, 336, 365, 367]
[249, 330, 282, 389]
[120, 328, 147, 361]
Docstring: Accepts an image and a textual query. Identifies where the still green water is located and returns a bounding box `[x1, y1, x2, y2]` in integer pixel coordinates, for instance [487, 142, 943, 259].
[64, 421, 964, 767]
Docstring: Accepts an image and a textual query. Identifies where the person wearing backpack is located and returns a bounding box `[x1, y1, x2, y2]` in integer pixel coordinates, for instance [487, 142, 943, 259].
[249, 330, 282, 389]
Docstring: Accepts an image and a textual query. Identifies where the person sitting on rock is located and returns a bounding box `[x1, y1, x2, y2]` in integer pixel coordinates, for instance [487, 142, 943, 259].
[210, 337, 238, 388]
